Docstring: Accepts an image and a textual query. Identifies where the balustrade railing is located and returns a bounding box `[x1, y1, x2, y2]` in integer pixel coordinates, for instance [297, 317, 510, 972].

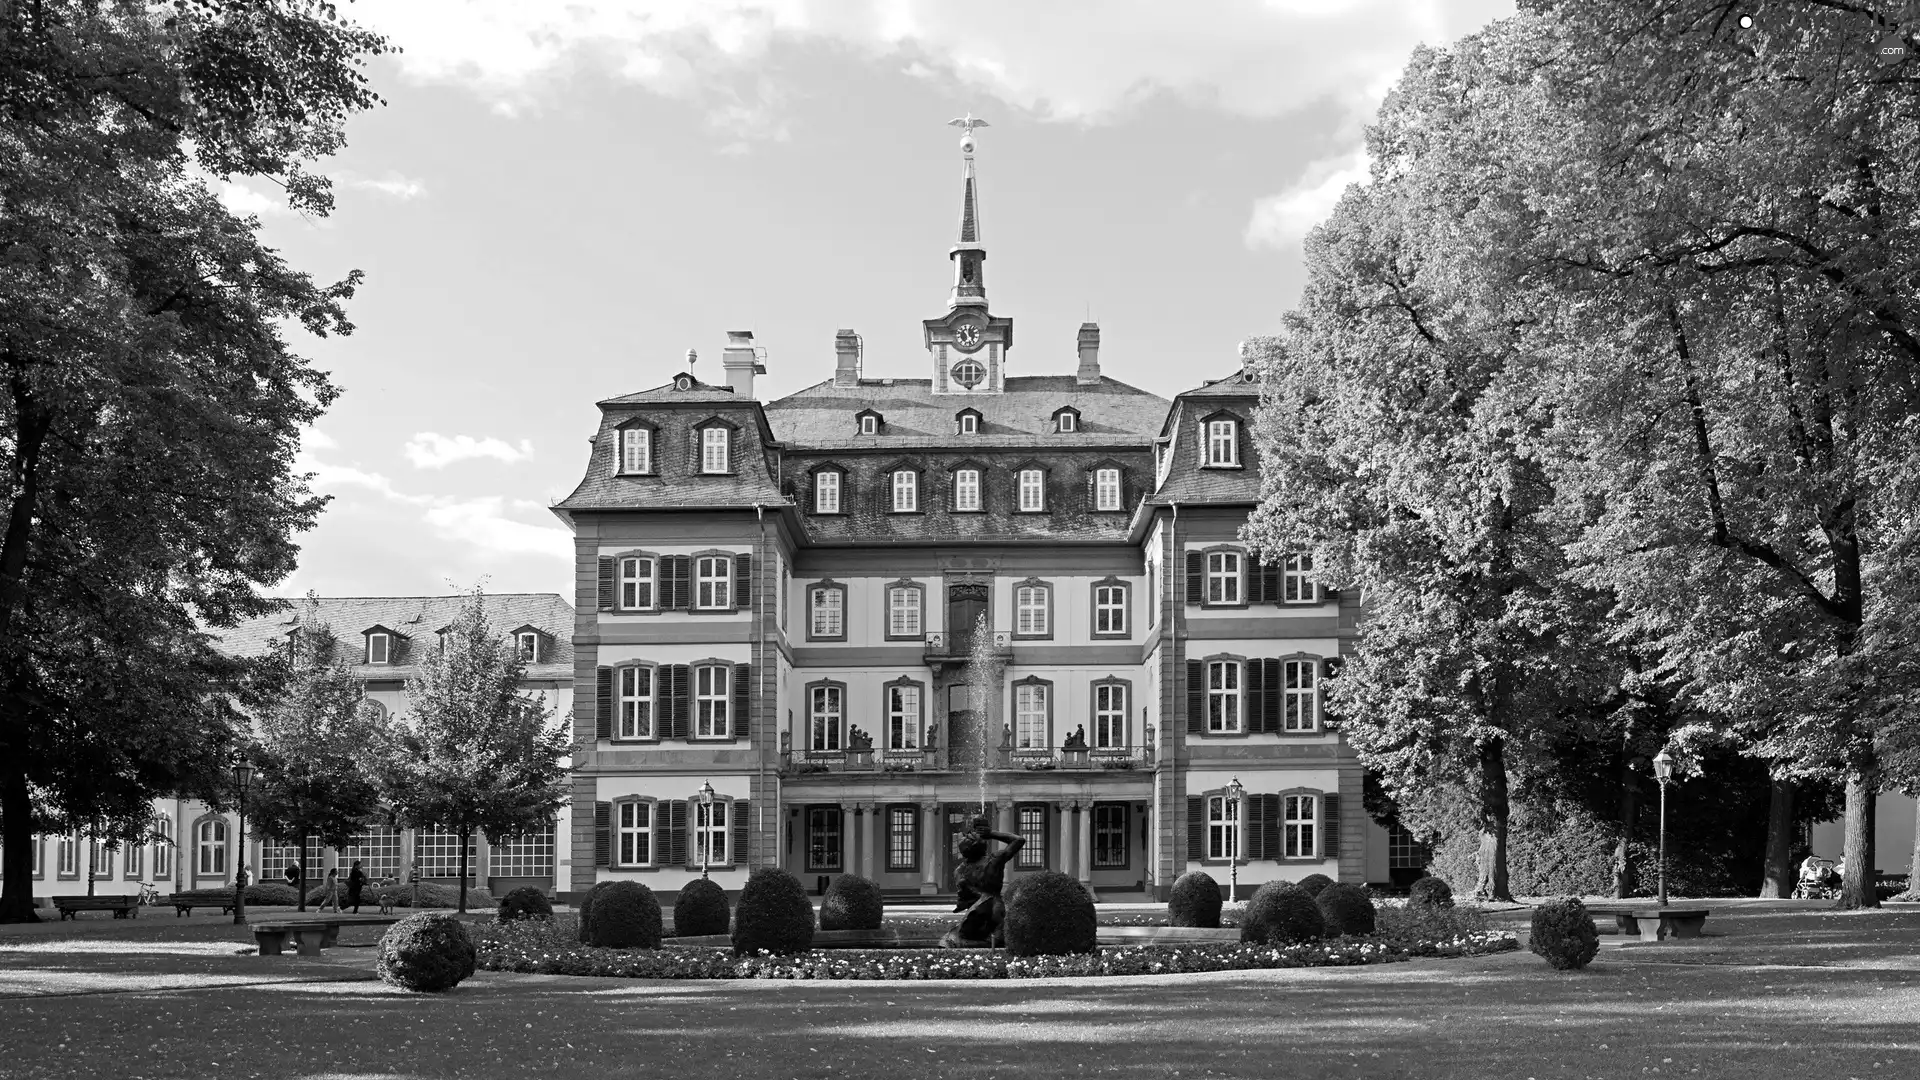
[778, 743, 1152, 776]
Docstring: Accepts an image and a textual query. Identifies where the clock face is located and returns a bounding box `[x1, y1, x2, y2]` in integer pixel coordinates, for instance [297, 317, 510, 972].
[952, 323, 984, 352]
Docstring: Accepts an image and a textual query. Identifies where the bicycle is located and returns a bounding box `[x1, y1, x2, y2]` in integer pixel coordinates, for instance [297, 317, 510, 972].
[136, 881, 162, 906]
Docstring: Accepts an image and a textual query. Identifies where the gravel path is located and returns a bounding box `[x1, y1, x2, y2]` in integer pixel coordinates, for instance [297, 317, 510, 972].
[3, 907, 1916, 1079]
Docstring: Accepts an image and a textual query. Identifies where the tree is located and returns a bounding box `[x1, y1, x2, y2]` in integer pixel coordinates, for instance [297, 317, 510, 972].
[376, 588, 572, 914]
[0, 2, 389, 921]
[245, 597, 385, 911]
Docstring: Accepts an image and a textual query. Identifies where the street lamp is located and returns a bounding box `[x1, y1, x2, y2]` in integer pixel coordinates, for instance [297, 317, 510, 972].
[696, 780, 717, 879]
[1652, 749, 1675, 908]
[232, 758, 254, 925]
[1224, 776, 1245, 904]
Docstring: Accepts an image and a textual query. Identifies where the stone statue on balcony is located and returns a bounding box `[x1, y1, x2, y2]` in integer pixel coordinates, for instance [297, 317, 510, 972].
[941, 815, 1026, 949]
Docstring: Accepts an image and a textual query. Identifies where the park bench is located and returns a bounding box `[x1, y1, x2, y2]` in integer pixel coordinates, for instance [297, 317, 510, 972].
[253, 914, 404, 956]
[168, 895, 233, 917]
[52, 895, 139, 920]
[1587, 904, 1710, 941]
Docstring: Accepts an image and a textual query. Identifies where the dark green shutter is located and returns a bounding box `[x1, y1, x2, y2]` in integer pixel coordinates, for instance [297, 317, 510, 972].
[595, 667, 613, 740]
[730, 800, 750, 866]
[666, 801, 688, 868]
[664, 665, 690, 739]
[598, 557, 615, 611]
[1264, 659, 1283, 733]
[730, 663, 750, 739]
[1186, 796, 1205, 862]
[734, 553, 752, 610]
[1246, 558, 1264, 604]
[1261, 795, 1281, 862]
[1186, 660, 1205, 733]
[675, 556, 695, 612]
[1245, 794, 1266, 861]
[1322, 793, 1340, 860]
[1085, 469, 1097, 509]
[1185, 552, 1203, 604]
[594, 802, 611, 866]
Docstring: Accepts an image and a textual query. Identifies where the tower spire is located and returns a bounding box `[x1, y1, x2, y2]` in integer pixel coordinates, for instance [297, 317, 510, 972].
[946, 113, 990, 309]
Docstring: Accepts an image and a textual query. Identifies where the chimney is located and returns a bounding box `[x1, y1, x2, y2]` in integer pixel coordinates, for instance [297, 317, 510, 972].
[1075, 322, 1101, 385]
[722, 330, 765, 398]
[834, 329, 862, 387]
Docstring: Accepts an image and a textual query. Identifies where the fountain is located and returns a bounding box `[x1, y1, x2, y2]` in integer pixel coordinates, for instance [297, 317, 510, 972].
[936, 613, 1018, 948]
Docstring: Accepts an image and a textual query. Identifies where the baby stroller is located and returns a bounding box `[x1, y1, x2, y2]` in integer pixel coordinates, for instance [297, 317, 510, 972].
[1793, 856, 1840, 899]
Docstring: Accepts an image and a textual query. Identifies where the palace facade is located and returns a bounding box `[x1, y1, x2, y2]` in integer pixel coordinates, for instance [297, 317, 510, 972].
[555, 132, 1406, 902]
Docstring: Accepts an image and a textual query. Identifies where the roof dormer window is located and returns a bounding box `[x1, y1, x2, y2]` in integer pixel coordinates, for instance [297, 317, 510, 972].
[366, 632, 390, 665]
[956, 409, 981, 435]
[517, 631, 539, 662]
[855, 409, 883, 436]
[1054, 406, 1081, 434]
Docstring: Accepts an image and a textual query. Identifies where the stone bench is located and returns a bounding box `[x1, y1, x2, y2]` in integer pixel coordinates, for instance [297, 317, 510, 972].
[253, 915, 404, 956]
[52, 895, 139, 920]
[1595, 907, 1710, 941]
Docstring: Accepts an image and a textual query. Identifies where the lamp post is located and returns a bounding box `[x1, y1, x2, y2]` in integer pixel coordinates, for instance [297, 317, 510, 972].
[1652, 749, 1674, 908]
[232, 758, 253, 925]
[1225, 776, 1245, 904]
[696, 780, 717, 880]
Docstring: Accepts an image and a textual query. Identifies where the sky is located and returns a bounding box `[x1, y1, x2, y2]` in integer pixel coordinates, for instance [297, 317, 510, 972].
[251, 0, 1516, 602]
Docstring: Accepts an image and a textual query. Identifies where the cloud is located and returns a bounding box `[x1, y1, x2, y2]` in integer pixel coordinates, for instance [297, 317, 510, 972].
[1245, 147, 1372, 249]
[346, 0, 1512, 133]
[348, 172, 430, 200]
[403, 432, 536, 469]
[297, 448, 570, 561]
[212, 180, 289, 218]
[303, 428, 339, 452]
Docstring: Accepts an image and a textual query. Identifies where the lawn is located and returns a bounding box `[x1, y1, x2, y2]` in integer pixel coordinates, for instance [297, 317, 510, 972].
[2, 906, 1915, 1079]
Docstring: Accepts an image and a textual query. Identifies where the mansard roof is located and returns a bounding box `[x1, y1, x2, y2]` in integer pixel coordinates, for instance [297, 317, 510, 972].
[765, 374, 1169, 450]
[1145, 370, 1262, 507]
[217, 593, 576, 681]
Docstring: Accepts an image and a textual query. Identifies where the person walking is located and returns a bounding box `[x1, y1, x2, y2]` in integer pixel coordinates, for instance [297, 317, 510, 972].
[346, 860, 367, 914]
[318, 867, 341, 912]
[284, 858, 301, 907]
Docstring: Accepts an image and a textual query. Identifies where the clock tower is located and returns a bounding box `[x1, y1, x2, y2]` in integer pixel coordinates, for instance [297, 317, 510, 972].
[926, 115, 1014, 394]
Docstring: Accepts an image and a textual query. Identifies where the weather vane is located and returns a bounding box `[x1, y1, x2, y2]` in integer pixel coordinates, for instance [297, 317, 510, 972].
[948, 112, 989, 156]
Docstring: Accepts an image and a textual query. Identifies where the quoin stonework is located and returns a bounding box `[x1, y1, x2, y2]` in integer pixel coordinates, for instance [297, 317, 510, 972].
[553, 125, 1421, 904]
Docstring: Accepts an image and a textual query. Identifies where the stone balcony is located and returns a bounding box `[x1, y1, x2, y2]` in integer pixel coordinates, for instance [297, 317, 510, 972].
[921, 630, 1012, 676]
[778, 744, 1152, 778]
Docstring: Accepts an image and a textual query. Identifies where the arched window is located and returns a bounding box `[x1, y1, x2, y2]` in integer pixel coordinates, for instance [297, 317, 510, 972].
[195, 817, 228, 877]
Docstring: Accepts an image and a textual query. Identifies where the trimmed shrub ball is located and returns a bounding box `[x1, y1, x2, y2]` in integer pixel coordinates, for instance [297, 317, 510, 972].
[818, 874, 886, 932]
[673, 877, 731, 938]
[1529, 897, 1600, 970]
[1295, 873, 1335, 898]
[1408, 876, 1455, 909]
[587, 881, 663, 949]
[1240, 882, 1327, 945]
[576, 880, 620, 943]
[731, 866, 816, 955]
[1003, 870, 1097, 957]
[1167, 871, 1224, 928]
[1314, 882, 1377, 936]
[496, 885, 554, 923]
[375, 913, 477, 993]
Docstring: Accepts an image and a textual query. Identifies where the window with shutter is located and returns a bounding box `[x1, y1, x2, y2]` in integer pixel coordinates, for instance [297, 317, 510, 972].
[594, 802, 612, 867]
[594, 667, 613, 741]
[731, 663, 750, 735]
[1283, 553, 1317, 603]
[1185, 660, 1204, 732]
[732, 553, 752, 610]
[1185, 796, 1204, 864]
[660, 555, 692, 610]
[1283, 659, 1318, 732]
[1185, 552, 1203, 605]
[618, 556, 656, 610]
[1322, 793, 1341, 859]
[665, 801, 689, 868]
[1260, 794, 1281, 862]
[694, 555, 732, 610]
[597, 557, 615, 611]
[731, 799, 750, 866]
[1206, 660, 1242, 734]
[1205, 550, 1243, 605]
[615, 800, 652, 866]
[692, 799, 728, 867]
[1283, 794, 1317, 858]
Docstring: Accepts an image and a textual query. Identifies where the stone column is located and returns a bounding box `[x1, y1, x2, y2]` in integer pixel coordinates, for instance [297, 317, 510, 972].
[860, 804, 878, 879]
[1076, 803, 1093, 888]
[839, 801, 856, 881]
[1056, 801, 1074, 876]
[996, 801, 1016, 838]
[920, 802, 941, 894]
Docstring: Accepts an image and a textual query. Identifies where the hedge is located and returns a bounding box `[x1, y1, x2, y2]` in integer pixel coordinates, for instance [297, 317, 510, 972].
[1167, 871, 1223, 929]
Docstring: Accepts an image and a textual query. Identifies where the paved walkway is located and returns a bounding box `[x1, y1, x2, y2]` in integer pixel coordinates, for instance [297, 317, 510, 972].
[3, 904, 1916, 1079]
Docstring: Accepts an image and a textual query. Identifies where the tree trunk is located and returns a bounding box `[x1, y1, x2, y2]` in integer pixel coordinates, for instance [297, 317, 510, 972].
[297, 834, 308, 912]
[457, 828, 469, 914]
[1837, 760, 1879, 910]
[1474, 739, 1514, 902]
[1758, 778, 1796, 898]
[1611, 755, 1638, 899]
[0, 756, 39, 922]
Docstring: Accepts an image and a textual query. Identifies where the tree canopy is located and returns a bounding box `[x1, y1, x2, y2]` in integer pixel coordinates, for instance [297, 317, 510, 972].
[0, 0, 390, 921]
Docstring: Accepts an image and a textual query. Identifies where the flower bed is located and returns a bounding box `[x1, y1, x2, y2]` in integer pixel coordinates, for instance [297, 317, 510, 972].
[473, 917, 1515, 981]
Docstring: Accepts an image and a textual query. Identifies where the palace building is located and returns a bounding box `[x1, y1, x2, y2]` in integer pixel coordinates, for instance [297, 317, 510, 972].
[554, 126, 1399, 902]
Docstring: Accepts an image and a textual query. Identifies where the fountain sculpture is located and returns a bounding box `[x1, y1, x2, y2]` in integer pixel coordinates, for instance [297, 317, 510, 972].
[940, 612, 1018, 948]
